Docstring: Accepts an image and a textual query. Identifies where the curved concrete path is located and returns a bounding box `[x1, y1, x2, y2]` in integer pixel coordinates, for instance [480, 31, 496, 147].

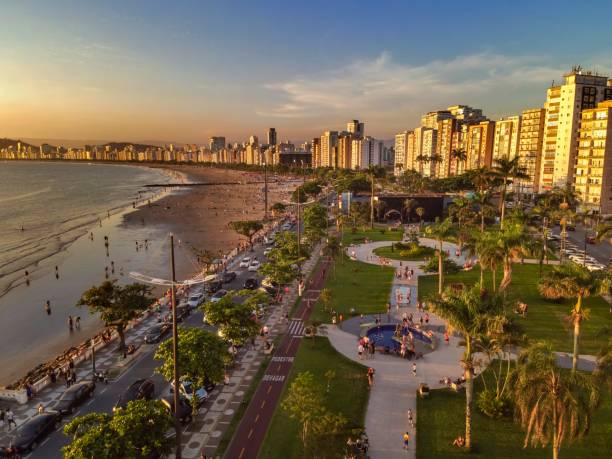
[325, 236, 467, 459]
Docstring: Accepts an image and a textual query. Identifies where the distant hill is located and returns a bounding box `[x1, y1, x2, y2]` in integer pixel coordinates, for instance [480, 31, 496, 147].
[0, 138, 36, 149]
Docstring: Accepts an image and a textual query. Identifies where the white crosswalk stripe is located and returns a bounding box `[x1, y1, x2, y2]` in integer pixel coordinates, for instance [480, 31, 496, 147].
[288, 320, 304, 336]
[271, 356, 294, 363]
[262, 374, 285, 382]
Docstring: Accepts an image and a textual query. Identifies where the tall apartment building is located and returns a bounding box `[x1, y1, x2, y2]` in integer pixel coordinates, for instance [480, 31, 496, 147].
[575, 100, 612, 215]
[421, 110, 453, 129]
[311, 138, 321, 168]
[466, 121, 495, 170]
[337, 133, 353, 169]
[347, 119, 365, 138]
[352, 137, 382, 169]
[447, 105, 486, 123]
[209, 136, 226, 152]
[538, 69, 612, 192]
[406, 131, 417, 172]
[493, 116, 522, 161]
[320, 131, 338, 168]
[394, 131, 410, 175]
[267, 128, 277, 146]
[517, 108, 545, 195]
[412, 127, 437, 176]
[436, 118, 456, 178]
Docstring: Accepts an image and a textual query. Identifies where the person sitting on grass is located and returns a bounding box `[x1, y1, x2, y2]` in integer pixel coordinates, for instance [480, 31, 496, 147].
[452, 436, 465, 447]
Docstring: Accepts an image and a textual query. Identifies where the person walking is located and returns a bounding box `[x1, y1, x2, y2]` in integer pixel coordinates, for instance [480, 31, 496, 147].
[407, 408, 414, 428]
[412, 362, 417, 377]
[358, 343, 364, 360]
[68, 315, 74, 331]
[37, 403, 44, 415]
[44, 300, 51, 315]
[403, 431, 410, 450]
[75, 316, 81, 329]
[367, 367, 375, 388]
[6, 408, 16, 430]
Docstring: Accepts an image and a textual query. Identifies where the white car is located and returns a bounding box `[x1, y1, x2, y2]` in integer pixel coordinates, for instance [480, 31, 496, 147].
[263, 247, 272, 256]
[239, 257, 251, 268]
[248, 260, 261, 272]
[187, 293, 204, 308]
[281, 223, 292, 231]
[171, 381, 208, 405]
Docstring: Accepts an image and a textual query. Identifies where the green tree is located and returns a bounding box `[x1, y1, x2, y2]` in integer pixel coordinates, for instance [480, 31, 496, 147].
[476, 231, 506, 292]
[415, 206, 425, 230]
[450, 148, 467, 175]
[229, 220, 263, 251]
[538, 263, 608, 372]
[425, 217, 454, 294]
[292, 180, 323, 203]
[472, 190, 493, 233]
[492, 157, 529, 228]
[155, 327, 230, 415]
[201, 290, 268, 346]
[77, 280, 152, 353]
[270, 202, 287, 218]
[512, 343, 600, 459]
[402, 198, 418, 223]
[497, 223, 530, 291]
[429, 287, 507, 450]
[62, 400, 174, 459]
[303, 203, 328, 243]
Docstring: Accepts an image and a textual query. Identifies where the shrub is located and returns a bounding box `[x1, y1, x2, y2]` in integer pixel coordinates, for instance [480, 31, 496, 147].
[419, 256, 460, 274]
[379, 228, 387, 234]
[476, 389, 512, 419]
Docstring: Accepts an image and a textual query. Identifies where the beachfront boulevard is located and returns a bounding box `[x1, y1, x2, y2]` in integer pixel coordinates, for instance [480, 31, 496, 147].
[2, 222, 295, 459]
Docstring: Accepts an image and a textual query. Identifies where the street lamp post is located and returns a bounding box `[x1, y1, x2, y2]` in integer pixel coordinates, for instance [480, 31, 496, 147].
[130, 234, 207, 459]
[263, 161, 269, 221]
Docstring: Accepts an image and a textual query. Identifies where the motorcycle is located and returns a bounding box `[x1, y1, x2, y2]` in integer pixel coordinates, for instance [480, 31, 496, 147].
[93, 370, 109, 384]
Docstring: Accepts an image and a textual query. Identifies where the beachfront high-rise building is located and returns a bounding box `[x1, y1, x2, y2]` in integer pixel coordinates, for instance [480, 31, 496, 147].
[248, 135, 259, 146]
[538, 68, 612, 192]
[337, 133, 353, 169]
[518, 108, 546, 195]
[575, 100, 612, 215]
[436, 118, 457, 178]
[267, 128, 277, 146]
[352, 136, 382, 169]
[320, 131, 338, 168]
[447, 105, 486, 123]
[209, 136, 226, 152]
[347, 119, 365, 138]
[311, 138, 321, 168]
[466, 121, 495, 170]
[421, 110, 453, 129]
[394, 131, 411, 175]
[493, 116, 522, 161]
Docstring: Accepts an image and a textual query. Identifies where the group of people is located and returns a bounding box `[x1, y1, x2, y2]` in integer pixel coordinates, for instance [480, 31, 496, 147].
[396, 265, 414, 281]
[0, 407, 17, 431]
[357, 336, 376, 360]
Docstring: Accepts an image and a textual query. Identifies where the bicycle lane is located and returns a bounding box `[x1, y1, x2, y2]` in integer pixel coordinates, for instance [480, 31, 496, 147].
[224, 258, 330, 459]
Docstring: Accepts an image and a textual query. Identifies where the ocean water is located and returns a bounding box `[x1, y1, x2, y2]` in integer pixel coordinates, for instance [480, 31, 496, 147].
[0, 162, 194, 385]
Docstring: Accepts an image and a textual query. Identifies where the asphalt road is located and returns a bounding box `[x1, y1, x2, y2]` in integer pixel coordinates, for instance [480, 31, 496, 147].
[26, 230, 280, 459]
[551, 223, 612, 265]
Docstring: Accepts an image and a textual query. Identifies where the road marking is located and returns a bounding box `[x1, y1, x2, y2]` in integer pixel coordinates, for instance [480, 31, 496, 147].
[277, 364, 281, 372]
[248, 428, 253, 439]
[271, 356, 294, 363]
[86, 399, 95, 406]
[262, 374, 285, 382]
[239, 447, 246, 459]
[267, 385, 272, 394]
[287, 319, 304, 336]
[100, 387, 107, 394]
[260, 400, 266, 408]
[255, 413, 260, 423]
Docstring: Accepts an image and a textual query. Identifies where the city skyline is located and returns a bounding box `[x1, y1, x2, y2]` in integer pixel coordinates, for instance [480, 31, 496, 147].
[2, 0, 612, 143]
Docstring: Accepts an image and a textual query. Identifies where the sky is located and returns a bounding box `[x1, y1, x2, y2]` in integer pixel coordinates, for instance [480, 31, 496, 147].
[2, 0, 612, 145]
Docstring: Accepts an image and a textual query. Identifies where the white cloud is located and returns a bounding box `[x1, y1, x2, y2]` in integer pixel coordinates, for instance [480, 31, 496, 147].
[257, 51, 590, 133]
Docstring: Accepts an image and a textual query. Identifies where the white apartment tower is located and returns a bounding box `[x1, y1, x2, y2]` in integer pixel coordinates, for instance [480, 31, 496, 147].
[493, 116, 522, 161]
[320, 131, 338, 168]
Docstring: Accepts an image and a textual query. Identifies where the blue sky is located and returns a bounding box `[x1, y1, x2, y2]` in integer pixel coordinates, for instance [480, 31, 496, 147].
[1, 0, 612, 144]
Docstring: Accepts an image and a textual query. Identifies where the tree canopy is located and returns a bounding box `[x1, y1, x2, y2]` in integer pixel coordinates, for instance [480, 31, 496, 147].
[229, 220, 263, 249]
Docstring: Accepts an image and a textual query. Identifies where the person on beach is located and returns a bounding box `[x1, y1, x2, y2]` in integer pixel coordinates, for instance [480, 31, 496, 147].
[44, 300, 51, 315]
[68, 315, 74, 331]
[75, 316, 81, 329]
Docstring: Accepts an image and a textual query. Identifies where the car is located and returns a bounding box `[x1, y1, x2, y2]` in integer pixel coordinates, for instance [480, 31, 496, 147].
[248, 260, 261, 272]
[114, 379, 155, 412]
[205, 281, 223, 294]
[281, 223, 292, 231]
[263, 247, 272, 256]
[176, 305, 191, 321]
[239, 257, 251, 268]
[221, 271, 237, 283]
[263, 235, 275, 245]
[244, 277, 258, 289]
[159, 396, 193, 425]
[8, 411, 61, 452]
[586, 235, 597, 244]
[186, 293, 204, 308]
[210, 289, 228, 302]
[52, 381, 96, 416]
[171, 381, 208, 406]
[144, 323, 170, 344]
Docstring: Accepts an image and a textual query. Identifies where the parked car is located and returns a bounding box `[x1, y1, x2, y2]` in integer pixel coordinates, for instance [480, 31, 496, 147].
[186, 293, 204, 308]
[221, 271, 237, 283]
[263, 247, 272, 256]
[586, 235, 597, 244]
[239, 257, 251, 268]
[176, 305, 191, 321]
[248, 260, 261, 272]
[159, 396, 193, 425]
[210, 289, 228, 302]
[204, 281, 223, 294]
[144, 323, 170, 344]
[8, 411, 61, 453]
[53, 381, 96, 416]
[114, 379, 155, 412]
[170, 380, 208, 406]
[244, 278, 258, 289]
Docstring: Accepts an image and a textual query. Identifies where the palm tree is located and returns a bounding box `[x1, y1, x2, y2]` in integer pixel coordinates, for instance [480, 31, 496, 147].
[402, 198, 418, 223]
[448, 197, 474, 252]
[450, 148, 467, 175]
[472, 191, 492, 233]
[415, 154, 427, 175]
[367, 165, 386, 229]
[595, 218, 612, 243]
[471, 167, 496, 192]
[429, 287, 507, 450]
[538, 263, 608, 372]
[425, 217, 454, 294]
[512, 343, 600, 459]
[415, 207, 425, 230]
[429, 154, 443, 177]
[476, 231, 505, 292]
[497, 223, 530, 291]
[492, 157, 529, 228]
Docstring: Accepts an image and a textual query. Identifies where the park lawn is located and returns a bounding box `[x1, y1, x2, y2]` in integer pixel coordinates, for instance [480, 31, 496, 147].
[417, 372, 612, 459]
[258, 337, 369, 459]
[310, 256, 395, 323]
[341, 226, 403, 245]
[418, 263, 611, 355]
[373, 244, 436, 261]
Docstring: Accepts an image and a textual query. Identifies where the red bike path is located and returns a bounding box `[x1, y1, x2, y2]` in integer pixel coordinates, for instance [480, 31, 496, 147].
[224, 258, 330, 459]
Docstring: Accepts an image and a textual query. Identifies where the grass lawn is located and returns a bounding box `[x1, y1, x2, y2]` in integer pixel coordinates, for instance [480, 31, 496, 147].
[417, 371, 612, 459]
[258, 337, 369, 459]
[310, 256, 395, 323]
[418, 264, 611, 354]
[373, 244, 436, 261]
[341, 226, 403, 246]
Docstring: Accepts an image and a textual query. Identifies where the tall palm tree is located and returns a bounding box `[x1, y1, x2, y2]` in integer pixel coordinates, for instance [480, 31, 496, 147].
[367, 165, 386, 229]
[497, 223, 530, 291]
[448, 197, 474, 252]
[471, 166, 496, 192]
[538, 263, 608, 372]
[415, 206, 425, 230]
[425, 217, 454, 294]
[492, 157, 529, 228]
[429, 154, 443, 177]
[415, 154, 427, 175]
[402, 198, 418, 223]
[512, 343, 600, 459]
[429, 287, 507, 451]
[472, 191, 492, 233]
[450, 148, 467, 175]
[477, 232, 505, 292]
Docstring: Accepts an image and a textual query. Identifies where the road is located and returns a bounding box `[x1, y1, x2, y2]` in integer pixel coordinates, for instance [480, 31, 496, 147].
[551, 223, 612, 265]
[224, 257, 330, 459]
[26, 230, 279, 459]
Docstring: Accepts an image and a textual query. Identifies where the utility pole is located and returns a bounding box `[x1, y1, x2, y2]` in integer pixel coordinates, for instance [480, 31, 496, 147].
[170, 234, 182, 459]
[263, 162, 269, 221]
[370, 171, 375, 229]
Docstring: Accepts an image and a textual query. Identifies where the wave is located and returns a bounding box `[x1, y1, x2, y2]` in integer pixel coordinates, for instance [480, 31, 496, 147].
[0, 187, 51, 204]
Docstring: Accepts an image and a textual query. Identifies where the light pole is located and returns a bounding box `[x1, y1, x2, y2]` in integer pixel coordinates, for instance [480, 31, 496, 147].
[263, 161, 269, 221]
[130, 235, 207, 459]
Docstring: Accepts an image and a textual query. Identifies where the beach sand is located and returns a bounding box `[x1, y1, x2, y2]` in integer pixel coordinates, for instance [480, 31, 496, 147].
[123, 166, 297, 260]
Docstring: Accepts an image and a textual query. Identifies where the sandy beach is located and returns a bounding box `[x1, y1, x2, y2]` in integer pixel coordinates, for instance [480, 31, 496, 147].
[123, 165, 297, 259]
